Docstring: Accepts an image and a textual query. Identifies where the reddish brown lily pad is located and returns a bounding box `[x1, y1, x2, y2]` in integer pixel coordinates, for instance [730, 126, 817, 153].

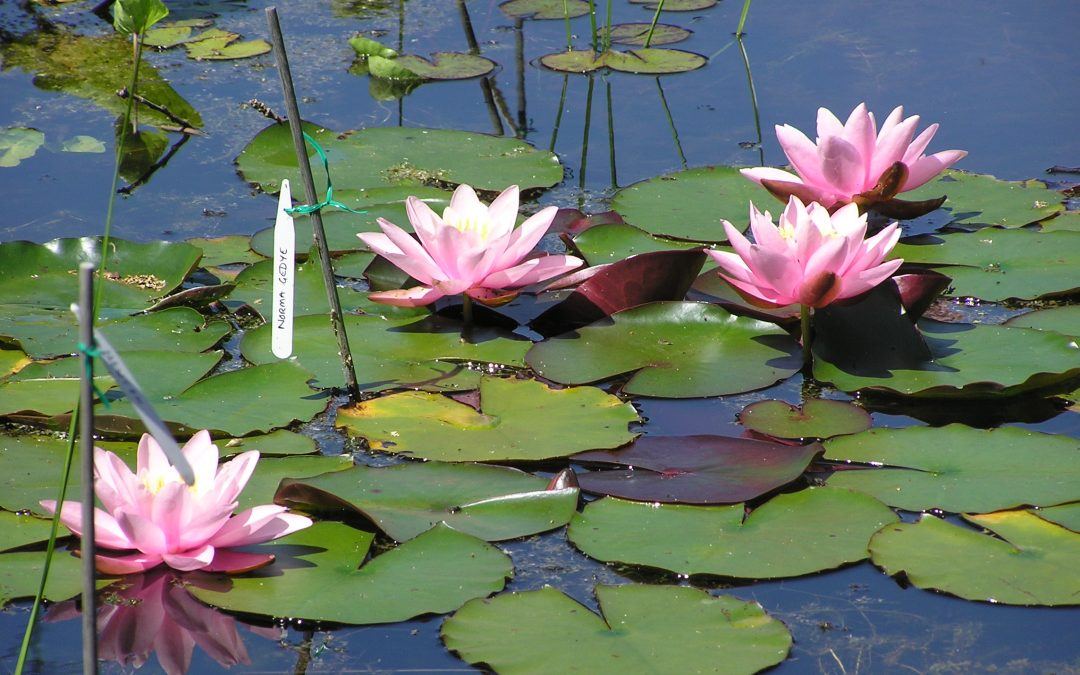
[571, 435, 819, 504]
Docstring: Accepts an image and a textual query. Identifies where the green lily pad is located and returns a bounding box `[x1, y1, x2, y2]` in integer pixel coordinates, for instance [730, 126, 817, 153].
[59, 135, 106, 154]
[237, 123, 562, 195]
[189, 522, 512, 624]
[366, 54, 425, 82]
[813, 319, 1080, 398]
[0, 306, 229, 360]
[236, 454, 354, 512]
[0, 511, 55, 553]
[824, 425, 1080, 513]
[217, 429, 318, 458]
[602, 23, 692, 46]
[1031, 502, 1080, 532]
[629, 0, 717, 9]
[442, 585, 792, 675]
[568, 488, 898, 579]
[226, 252, 372, 320]
[388, 53, 496, 81]
[1004, 305, 1080, 337]
[1040, 211, 1080, 233]
[184, 29, 271, 61]
[869, 511, 1080, 606]
[95, 361, 330, 437]
[187, 235, 264, 268]
[539, 50, 607, 74]
[611, 166, 768, 241]
[241, 313, 527, 392]
[571, 223, 704, 265]
[142, 19, 214, 48]
[0, 32, 202, 129]
[0, 127, 45, 167]
[0, 348, 29, 377]
[738, 399, 872, 440]
[500, 0, 590, 19]
[892, 229, 1080, 301]
[903, 170, 1064, 228]
[540, 48, 706, 74]
[0, 549, 83, 606]
[337, 376, 638, 462]
[527, 302, 801, 398]
[348, 36, 398, 59]
[275, 461, 579, 541]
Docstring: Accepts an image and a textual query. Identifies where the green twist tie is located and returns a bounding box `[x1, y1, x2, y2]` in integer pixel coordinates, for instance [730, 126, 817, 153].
[76, 341, 111, 410]
[284, 132, 368, 217]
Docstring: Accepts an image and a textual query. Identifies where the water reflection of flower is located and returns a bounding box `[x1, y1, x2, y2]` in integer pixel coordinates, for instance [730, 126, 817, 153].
[48, 569, 280, 675]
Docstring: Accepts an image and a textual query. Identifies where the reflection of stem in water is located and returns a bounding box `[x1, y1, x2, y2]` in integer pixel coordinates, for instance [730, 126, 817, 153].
[515, 18, 527, 135]
[735, 0, 753, 36]
[605, 78, 617, 188]
[644, 0, 666, 48]
[549, 74, 569, 152]
[737, 36, 764, 166]
[655, 77, 687, 168]
[456, 0, 508, 136]
[117, 132, 190, 194]
[579, 75, 595, 205]
[293, 630, 315, 675]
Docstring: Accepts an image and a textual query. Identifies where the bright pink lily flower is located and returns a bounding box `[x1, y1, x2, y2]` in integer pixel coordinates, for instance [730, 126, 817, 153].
[41, 431, 312, 575]
[357, 184, 583, 307]
[741, 103, 967, 210]
[706, 197, 903, 309]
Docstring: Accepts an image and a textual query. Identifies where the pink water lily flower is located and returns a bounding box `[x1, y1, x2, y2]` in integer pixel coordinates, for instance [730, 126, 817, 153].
[706, 197, 903, 309]
[742, 103, 967, 212]
[41, 431, 312, 575]
[358, 184, 584, 307]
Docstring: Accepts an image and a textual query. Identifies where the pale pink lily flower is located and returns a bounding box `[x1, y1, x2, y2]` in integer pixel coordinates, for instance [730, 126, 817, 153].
[41, 430, 312, 575]
[706, 197, 903, 309]
[742, 103, 967, 211]
[357, 184, 584, 307]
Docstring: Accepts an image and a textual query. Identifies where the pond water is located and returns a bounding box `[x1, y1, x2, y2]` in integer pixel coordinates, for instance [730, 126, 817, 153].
[1, 0, 1078, 673]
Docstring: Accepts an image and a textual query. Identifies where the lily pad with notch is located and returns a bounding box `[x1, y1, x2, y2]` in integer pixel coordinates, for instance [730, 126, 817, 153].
[236, 454, 354, 512]
[184, 29, 270, 61]
[1004, 305, 1080, 337]
[499, 0, 590, 19]
[568, 487, 898, 579]
[602, 23, 692, 46]
[739, 399, 871, 440]
[902, 170, 1064, 229]
[371, 53, 496, 81]
[571, 434, 818, 504]
[189, 521, 512, 625]
[570, 223, 705, 266]
[275, 461, 579, 541]
[336, 376, 639, 462]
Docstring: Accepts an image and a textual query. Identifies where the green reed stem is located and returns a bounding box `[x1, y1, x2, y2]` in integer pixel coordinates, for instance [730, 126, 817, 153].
[562, 0, 572, 51]
[602, 0, 613, 52]
[800, 304, 812, 368]
[735, 0, 752, 36]
[644, 0, 665, 48]
[587, 0, 598, 52]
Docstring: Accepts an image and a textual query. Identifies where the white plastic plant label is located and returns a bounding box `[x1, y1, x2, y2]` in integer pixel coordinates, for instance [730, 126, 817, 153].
[271, 178, 295, 359]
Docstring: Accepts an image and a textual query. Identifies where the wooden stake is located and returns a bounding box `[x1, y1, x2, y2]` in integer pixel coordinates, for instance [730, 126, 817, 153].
[265, 7, 360, 398]
[77, 263, 98, 675]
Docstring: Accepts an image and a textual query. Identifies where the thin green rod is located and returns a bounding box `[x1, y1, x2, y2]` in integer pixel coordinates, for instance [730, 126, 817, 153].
[644, 0, 665, 48]
[578, 75, 596, 207]
[605, 78, 617, 188]
[800, 304, 812, 367]
[549, 74, 569, 152]
[562, 0, 572, 51]
[603, 0, 613, 51]
[736, 36, 764, 166]
[587, 0, 598, 52]
[735, 0, 752, 36]
[655, 77, 687, 168]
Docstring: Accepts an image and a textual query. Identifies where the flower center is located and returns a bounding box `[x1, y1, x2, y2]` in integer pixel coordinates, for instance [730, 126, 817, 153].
[445, 212, 493, 241]
[141, 467, 204, 497]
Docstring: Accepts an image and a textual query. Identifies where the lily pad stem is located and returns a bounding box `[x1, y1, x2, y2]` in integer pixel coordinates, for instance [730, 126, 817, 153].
[462, 295, 474, 333]
[644, 0, 665, 48]
[562, 0, 573, 51]
[800, 304, 812, 369]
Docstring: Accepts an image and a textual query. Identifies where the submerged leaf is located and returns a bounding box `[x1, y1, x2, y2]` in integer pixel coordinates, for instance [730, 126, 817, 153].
[0, 127, 45, 167]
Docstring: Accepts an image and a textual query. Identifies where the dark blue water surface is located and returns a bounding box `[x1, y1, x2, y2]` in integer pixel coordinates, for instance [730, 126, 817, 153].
[1, 0, 1078, 673]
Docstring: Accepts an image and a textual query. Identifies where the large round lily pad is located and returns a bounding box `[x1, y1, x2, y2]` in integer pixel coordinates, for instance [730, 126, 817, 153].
[190, 522, 511, 624]
[539, 49, 706, 75]
[237, 123, 563, 195]
[226, 252, 377, 320]
[572, 435, 818, 504]
[1004, 305, 1080, 337]
[500, 0, 590, 19]
[611, 167, 769, 241]
[869, 511, 1080, 606]
[812, 319, 1080, 398]
[892, 229, 1080, 301]
[336, 376, 639, 462]
[275, 461, 579, 541]
[568, 488, 898, 579]
[1, 549, 83, 606]
[1032, 502, 1080, 532]
[442, 585, 792, 675]
[629, 0, 717, 10]
[0, 511, 55, 553]
[902, 170, 1064, 228]
[824, 425, 1080, 513]
[389, 53, 496, 80]
[571, 223, 704, 266]
[241, 313, 528, 392]
[603, 23, 692, 46]
[527, 302, 801, 398]
[739, 399, 872, 440]
[236, 454, 354, 512]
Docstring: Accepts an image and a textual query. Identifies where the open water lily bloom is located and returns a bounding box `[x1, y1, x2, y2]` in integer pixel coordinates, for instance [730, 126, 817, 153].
[41, 431, 312, 575]
[741, 103, 967, 211]
[357, 184, 584, 306]
[706, 197, 903, 309]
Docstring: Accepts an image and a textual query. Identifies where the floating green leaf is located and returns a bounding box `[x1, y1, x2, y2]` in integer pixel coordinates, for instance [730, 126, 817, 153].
[813, 320, 1080, 398]
[348, 35, 398, 58]
[276, 461, 578, 541]
[603, 23, 692, 46]
[112, 0, 169, 36]
[540, 48, 706, 74]
[571, 223, 703, 265]
[539, 50, 606, 74]
[238, 123, 562, 195]
[236, 454, 354, 512]
[184, 29, 270, 61]
[0, 348, 29, 377]
[0, 127, 45, 167]
[241, 313, 527, 391]
[824, 425, 1080, 513]
[893, 229, 1080, 301]
[500, 0, 590, 19]
[903, 170, 1064, 228]
[225, 252, 373, 320]
[1004, 305, 1080, 337]
[0, 549, 83, 606]
[0, 511, 55, 553]
[869, 511, 1080, 606]
[218, 429, 318, 458]
[142, 19, 213, 48]
[187, 235, 264, 268]
[443, 585, 792, 675]
[337, 376, 638, 462]
[629, 0, 717, 9]
[0, 434, 132, 513]
[739, 399, 872, 440]
[1040, 211, 1080, 233]
[1032, 502, 1080, 532]
[388, 53, 496, 80]
[527, 302, 801, 398]
[59, 135, 106, 154]
[568, 488, 898, 578]
[189, 522, 512, 624]
[611, 166, 768, 241]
